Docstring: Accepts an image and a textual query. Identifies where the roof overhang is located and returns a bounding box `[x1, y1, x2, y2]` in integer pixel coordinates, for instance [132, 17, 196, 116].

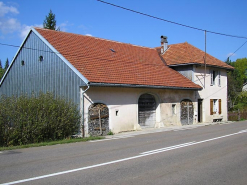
[89, 82, 202, 90]
[168, 63, 234, 70]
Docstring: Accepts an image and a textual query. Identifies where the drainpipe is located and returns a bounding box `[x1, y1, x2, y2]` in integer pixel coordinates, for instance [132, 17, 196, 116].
[81, 83, 90, 137]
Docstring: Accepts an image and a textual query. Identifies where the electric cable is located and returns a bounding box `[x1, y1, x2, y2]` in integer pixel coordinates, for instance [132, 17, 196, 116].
[97, 0, 247, 39]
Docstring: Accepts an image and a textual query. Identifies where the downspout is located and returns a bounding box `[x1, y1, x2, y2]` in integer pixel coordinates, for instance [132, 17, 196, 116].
[81, 83, 90, 137]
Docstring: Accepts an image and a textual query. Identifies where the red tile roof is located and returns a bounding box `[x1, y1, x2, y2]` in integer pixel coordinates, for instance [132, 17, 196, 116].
[161, 42, 234, 70]
[34, 28, 201, 89]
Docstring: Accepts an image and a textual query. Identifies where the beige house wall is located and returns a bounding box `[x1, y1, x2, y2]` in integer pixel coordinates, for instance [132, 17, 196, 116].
[193, 66, 228, 122]
[83, 86, 197, 136]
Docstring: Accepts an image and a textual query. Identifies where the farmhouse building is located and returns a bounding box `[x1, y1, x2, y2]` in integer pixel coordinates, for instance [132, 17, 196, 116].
[0, 28, 233, 136]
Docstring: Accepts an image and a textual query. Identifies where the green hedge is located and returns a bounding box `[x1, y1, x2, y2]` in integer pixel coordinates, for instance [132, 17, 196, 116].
[0, 92, 80, 147]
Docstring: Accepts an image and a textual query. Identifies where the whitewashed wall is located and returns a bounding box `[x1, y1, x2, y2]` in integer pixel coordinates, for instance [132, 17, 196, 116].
[83, 86, 197, 136]
[193, 66, 228, 122]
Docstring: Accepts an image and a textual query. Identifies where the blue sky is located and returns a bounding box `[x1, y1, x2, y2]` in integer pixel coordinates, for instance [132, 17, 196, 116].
[0, 0, 246, 65]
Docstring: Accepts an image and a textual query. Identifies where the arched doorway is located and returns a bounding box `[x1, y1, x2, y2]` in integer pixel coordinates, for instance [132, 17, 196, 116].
[138, 94, 156, 127]
[180, 99, 193, 125]
[88, 103, 109, 136]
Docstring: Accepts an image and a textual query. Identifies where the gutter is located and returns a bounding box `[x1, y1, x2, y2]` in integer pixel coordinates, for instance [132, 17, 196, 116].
[89, 82, 202, 90]
[81, 83, 90, 137]
[169, 63, 234, 70]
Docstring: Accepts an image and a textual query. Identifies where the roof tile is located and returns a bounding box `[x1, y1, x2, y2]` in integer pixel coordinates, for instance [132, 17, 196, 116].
[162, 42, 234, 69]
[35, 28, 202, 89]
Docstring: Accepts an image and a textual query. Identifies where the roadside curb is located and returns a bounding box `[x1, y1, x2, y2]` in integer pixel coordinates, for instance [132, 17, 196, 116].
[105, 121, 234, 139]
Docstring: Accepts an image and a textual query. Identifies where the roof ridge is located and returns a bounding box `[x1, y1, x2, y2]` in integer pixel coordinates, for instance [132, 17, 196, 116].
[34, 27, 155, 50]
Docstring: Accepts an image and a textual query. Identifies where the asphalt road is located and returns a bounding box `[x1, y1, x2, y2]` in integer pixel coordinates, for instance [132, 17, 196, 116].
[1, 121, 247, 185]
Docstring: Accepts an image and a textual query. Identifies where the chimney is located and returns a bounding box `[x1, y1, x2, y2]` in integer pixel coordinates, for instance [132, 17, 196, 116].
[161, 35, 168, 54]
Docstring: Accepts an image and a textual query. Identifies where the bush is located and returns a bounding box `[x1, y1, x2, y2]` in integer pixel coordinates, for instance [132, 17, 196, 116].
[0, 92, 80, 147]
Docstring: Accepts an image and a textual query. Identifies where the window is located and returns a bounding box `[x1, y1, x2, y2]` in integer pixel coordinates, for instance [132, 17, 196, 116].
[218, 71, 221, 86]
[210, 70, 216, 85]
[213, 99, 218, 113]
[210, 99, 222, 115]
[210, 69, 221, 86]
[172, 104, 176, 115]
[39, 56, 44, 62]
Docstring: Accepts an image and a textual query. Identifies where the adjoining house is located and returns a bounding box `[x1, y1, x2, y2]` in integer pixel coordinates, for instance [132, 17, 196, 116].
[160, 41, 234, 123]
[0, 28, 233, 136]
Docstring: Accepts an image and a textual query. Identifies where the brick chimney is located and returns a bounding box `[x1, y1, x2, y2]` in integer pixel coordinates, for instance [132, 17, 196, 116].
[161, 35, 168, 54]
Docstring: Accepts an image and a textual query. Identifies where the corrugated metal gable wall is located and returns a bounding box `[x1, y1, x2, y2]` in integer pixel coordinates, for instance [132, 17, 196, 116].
[0, 31, 86, 106]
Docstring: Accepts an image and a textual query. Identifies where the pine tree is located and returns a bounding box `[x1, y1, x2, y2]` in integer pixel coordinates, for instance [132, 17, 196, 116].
[0, 59, 2, 69]
[43, 10, 57, 30]
[4, 58, 9, 70]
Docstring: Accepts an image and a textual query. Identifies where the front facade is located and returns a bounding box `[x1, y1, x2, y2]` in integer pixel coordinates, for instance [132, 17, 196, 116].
[193, 66, 228, 122]
[162, 42, 233, 124]
[0, 28, 233, 136]
[83, 86, 197, 136]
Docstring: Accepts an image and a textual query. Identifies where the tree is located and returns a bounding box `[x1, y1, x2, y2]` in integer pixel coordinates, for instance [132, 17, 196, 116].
[227, 58, 247, 110]
[0, 59, 5, 80]
[225, 57, 232, 65]
[43, 10, 57, 30]
[232, 58, 247, 85]
[4, 58, 9, 70]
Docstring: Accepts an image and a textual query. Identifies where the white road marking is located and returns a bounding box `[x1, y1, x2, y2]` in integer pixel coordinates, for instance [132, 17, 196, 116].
[2, 129, 246, 185]
[140, 142, 196, 155]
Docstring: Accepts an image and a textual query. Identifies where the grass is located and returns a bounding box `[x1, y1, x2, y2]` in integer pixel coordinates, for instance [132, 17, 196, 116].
[0, 136, 104, 151]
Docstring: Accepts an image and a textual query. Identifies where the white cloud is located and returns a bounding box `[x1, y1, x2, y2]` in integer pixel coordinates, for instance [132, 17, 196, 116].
[227, 53, 236, 57]
[0, 2, 19, 17]
[0, 2, 20, 35]
[20, 24, 42, 40]
[78, 24, 92, 36]
[0, 17, 21, 34]
[57, 21, 74, 32]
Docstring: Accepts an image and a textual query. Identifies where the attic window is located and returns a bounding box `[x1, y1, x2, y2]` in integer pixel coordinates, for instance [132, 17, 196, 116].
[110, 48, 115, 52]
[21, 60, 25, 66]
[39, 56, 44, 62]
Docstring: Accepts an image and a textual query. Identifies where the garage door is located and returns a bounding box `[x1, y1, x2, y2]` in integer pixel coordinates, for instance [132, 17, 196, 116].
[180, 99, 193, 125]
[138, 94, 156, 127]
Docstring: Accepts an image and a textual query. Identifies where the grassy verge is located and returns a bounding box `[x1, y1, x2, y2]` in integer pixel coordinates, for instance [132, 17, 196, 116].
[0, 136, 104, 151]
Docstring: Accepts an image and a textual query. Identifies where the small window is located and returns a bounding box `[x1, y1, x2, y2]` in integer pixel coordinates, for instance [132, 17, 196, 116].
[21, 60, 25, 66]
[172, 104, 176, 115]
[213, 99, 218, 113]
[210, 99, 221, 115]
[39, 56, 44, 62]
[210, 70, 216, 85]
[210, 70, 218, 86]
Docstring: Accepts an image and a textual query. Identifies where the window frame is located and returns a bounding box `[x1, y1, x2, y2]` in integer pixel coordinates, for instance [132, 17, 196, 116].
[210, 99, 222, 115]
[210, 69, 221, 86]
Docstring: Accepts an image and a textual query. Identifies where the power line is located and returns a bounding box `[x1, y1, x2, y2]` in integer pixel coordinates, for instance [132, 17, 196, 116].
[97, 0, 247, 40]
[0, 42, 176, 68]
[0, 41, 230, 70]
[228, 40, 247, 58]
